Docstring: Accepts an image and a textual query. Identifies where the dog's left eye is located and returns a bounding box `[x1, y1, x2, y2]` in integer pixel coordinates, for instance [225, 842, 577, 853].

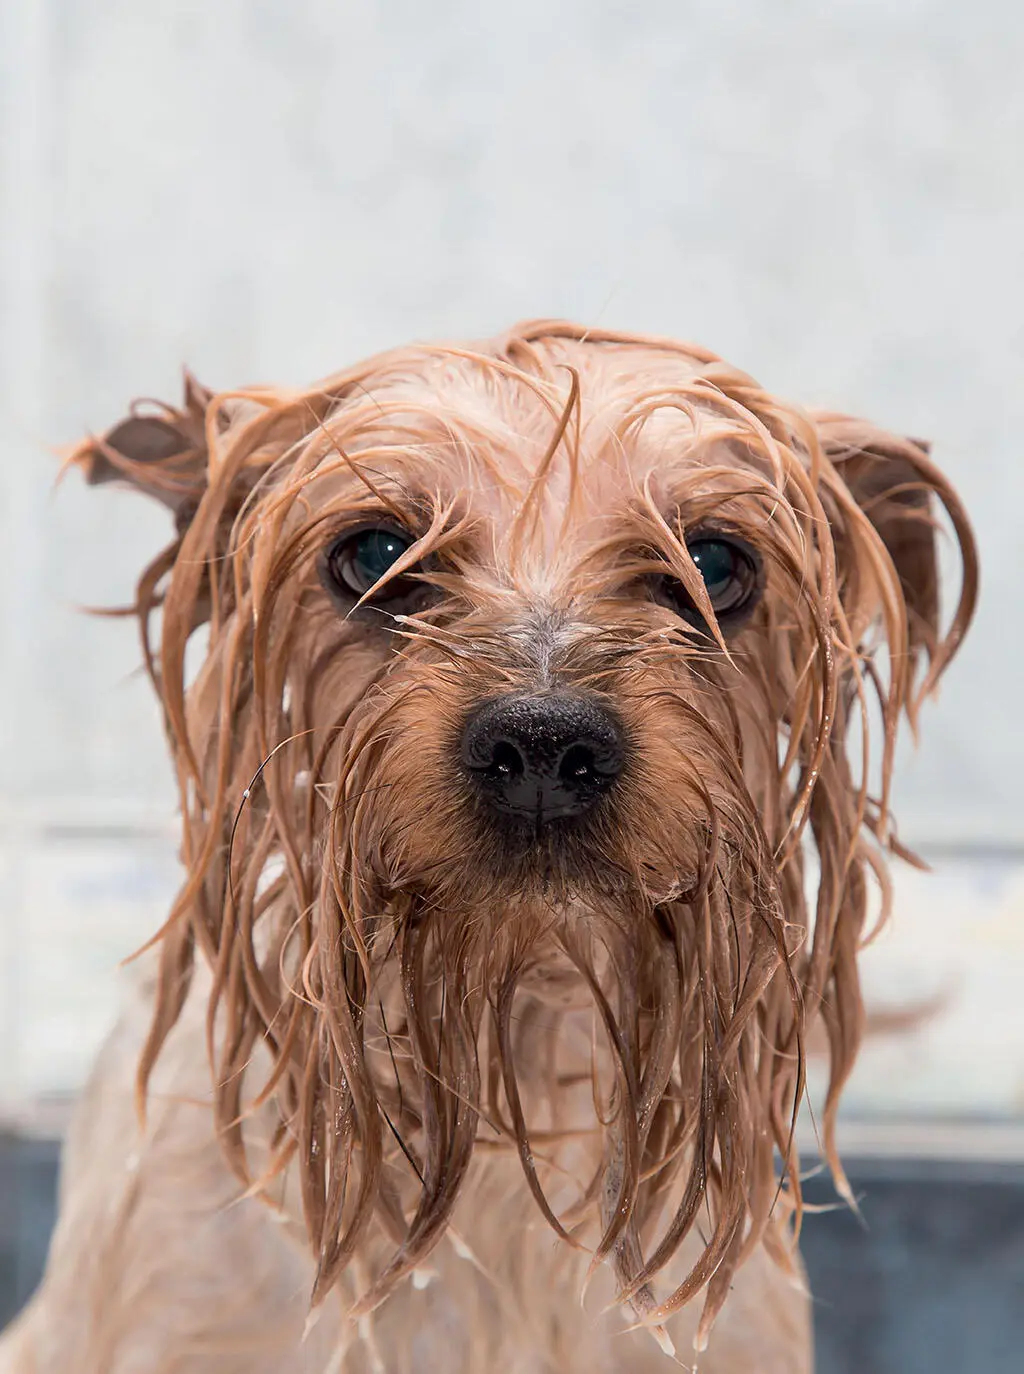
[656, 534, 763, 631]
[321, 527, 417, 600]
[690, 538, 758, 614]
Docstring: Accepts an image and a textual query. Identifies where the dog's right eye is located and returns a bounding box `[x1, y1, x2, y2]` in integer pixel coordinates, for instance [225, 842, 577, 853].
[321, 526, 418, 602]
[653, 532, 763, 634]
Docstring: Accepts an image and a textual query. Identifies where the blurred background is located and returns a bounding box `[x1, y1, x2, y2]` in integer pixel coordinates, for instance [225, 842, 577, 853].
[1, 2, 1022, 1369]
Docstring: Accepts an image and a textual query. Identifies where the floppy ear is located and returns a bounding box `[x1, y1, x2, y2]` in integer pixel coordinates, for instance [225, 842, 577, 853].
[814, 412, 977, 703]
[71, 372, 212, 532]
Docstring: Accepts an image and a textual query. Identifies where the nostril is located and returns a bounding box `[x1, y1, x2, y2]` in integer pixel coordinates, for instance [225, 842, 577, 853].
[559, 743, 598, 785]
[488, 740, 525, 781]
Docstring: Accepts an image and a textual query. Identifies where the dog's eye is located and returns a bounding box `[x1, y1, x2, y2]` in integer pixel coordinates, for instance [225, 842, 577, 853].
[322, 527, 416, 600]
[690, 538, 758, 614]
[656, 534, 763, 631]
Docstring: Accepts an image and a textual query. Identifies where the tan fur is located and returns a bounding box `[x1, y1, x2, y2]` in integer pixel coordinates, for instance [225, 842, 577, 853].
[1, 322, 976, 1371]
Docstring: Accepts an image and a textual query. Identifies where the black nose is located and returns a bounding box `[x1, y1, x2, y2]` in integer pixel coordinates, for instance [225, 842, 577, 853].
[460, 693, 625, 823]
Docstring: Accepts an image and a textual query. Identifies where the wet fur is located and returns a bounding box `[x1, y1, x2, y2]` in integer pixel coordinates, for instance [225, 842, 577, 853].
[0, 322, 976, 1371]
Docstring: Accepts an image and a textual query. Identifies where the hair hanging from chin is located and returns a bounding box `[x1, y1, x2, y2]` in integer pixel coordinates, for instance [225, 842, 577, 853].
[67, 321, 978, 1345]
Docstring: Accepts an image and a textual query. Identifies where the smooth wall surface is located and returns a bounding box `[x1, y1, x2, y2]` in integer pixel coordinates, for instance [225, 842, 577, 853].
[1, 0, 1021, 1115]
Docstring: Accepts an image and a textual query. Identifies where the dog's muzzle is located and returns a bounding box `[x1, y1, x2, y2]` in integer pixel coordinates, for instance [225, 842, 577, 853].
[459, 692, 625, 824]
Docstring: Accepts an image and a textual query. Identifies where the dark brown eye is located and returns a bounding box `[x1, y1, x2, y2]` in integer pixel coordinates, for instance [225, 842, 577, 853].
[656, 534, 763, 632]
[320, 526, 418, 604]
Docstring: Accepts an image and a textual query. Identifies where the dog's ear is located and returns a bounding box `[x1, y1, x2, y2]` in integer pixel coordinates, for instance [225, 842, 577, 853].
[814, 413, 972, 680]
[72, 373, 212, 533]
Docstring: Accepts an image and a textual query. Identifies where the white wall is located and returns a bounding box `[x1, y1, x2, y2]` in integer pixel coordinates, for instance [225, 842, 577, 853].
[1, 0, 1022, 1120]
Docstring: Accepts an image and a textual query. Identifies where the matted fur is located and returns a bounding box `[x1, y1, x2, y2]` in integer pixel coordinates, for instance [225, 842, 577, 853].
[65, 321, 976, 1354]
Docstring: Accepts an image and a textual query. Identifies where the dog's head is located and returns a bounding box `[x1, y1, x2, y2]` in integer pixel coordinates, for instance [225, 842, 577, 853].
[74, 322, 976, 1343]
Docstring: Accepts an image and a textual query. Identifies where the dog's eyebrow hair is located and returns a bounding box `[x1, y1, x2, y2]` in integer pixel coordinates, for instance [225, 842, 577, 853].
[332, 464, 432, 508]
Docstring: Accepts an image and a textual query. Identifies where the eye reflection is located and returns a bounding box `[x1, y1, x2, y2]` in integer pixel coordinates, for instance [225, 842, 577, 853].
[655, 532, 763, 631]
[321, 526, 418, 604]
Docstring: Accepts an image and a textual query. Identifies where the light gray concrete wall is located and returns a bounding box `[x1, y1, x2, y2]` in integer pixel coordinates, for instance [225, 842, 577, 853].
[1, 0, 1021, 1115]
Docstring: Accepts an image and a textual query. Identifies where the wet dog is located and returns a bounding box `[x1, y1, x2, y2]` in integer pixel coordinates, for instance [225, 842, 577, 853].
[1, 321, 976, 1372]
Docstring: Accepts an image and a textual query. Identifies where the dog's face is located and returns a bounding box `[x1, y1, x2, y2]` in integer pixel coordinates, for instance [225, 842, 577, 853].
[76, 323, 976, 1341]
